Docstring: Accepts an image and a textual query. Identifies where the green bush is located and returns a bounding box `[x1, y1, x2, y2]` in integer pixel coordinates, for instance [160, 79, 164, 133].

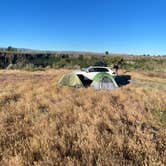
[0, 52, 165, 71]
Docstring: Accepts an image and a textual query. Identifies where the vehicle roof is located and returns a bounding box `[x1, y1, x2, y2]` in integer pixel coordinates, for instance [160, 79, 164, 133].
[88, 66, 109, 68]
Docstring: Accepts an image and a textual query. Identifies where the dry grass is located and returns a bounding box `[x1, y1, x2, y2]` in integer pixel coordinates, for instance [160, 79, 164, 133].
[0, 69, 165, 166]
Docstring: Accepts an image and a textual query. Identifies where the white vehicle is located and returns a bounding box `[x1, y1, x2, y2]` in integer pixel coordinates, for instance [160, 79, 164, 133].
[73, 66, 116, 81]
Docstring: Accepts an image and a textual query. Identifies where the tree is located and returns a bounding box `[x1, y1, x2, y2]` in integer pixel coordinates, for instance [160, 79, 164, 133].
[105, 51, 109, 55]
[7, 46, 12, 51]
[7, 46, 17, 52]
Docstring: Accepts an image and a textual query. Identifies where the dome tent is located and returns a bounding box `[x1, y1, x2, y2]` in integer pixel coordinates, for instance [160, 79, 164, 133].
[91, 73, 118, 90]
[58, 73, 83, 88]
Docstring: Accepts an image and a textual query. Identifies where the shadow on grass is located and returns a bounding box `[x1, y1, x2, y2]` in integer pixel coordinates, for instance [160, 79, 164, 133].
[115, 75, 131, 87]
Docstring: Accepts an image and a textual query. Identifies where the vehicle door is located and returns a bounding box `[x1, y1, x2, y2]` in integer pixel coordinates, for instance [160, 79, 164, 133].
[86, 68, 109, 80]
[84, 68, 98, 80]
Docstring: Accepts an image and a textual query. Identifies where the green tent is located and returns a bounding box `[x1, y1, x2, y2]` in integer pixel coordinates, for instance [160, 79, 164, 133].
[91, 73, 118, 90]
[58, 73, 83, 88]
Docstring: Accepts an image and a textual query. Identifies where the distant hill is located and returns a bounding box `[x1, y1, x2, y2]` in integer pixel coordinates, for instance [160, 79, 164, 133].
[0, 46, 136, 56]
[1, 46, 166, 56]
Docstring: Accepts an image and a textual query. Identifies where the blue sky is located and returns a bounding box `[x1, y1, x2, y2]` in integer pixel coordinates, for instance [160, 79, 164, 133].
[0, 0, 166, 55]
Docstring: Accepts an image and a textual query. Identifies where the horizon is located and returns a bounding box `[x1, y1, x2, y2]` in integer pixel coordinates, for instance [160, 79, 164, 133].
[0, 0, 166, 55]
[0, 46, 165, 56]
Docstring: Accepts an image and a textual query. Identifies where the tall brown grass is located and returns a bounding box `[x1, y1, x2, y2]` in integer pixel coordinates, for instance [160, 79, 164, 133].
[0, 70, 165, 165]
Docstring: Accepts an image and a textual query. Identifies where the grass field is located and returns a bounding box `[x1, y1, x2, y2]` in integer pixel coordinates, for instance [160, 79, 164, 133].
[0, 69, 165, 165]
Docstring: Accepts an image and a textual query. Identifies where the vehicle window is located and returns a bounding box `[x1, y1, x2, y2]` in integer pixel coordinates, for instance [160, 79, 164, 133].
[94, 68, 109, 72]
[88, 68, 95, 72]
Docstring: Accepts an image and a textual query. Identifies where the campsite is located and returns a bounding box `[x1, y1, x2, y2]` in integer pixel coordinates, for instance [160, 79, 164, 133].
[58, 67, 119, 89]
[0, 67, 165, 165]
[1, 0, 166, 165]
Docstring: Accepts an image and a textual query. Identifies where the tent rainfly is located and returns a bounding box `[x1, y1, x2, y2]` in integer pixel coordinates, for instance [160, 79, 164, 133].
[91, 73, 118, 90]
[58, 73, 83, 88]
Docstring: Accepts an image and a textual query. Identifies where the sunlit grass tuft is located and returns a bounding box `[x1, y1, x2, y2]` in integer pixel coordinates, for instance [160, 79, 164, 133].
[0, 69, 165, 165]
